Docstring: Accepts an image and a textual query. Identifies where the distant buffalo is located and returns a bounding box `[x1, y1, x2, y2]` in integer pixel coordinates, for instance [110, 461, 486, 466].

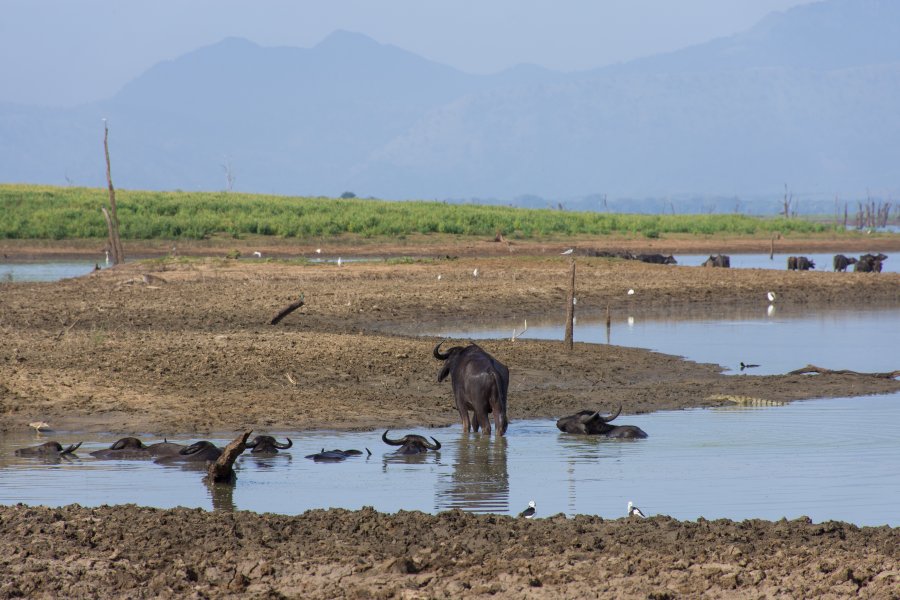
[15, 441, 82, 457]
[382, 431, 442, 455]
[636, 254, 677, 265]
[305, 448, 370, 462]
[787, 256, 815, 270]
[833, 254, 857, 272]
[245, 435, 293, 455]
[702, 254, 730, 268]
[854, 253, 887, 273]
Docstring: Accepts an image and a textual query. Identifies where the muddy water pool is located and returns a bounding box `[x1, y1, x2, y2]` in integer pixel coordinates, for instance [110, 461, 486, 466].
[1, 392, 898, 525]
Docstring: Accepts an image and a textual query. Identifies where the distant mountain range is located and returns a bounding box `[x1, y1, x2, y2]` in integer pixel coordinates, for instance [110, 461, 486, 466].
[2, 0, 899, 214]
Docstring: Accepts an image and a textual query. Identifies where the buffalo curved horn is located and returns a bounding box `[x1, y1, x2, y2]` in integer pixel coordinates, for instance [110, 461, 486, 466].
[601, 406, 622, 423]
[61, 442, 82, 455]
[423, 437, 442, 451]
[433, 339, 451, 360]
[382, 430, 406, 446]
[245, 438, 258, 448]
[274, 437, 293, 450]
[581, 411, 602, 423]
[110, 438, 129, 450]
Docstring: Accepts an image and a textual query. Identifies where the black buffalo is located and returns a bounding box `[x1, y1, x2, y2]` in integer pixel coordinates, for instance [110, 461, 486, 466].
[701, 254, 731, 268]
[434, 340, 510, 435]
[636, 253, 677, 264]
[90, 437, 186, 459]
[382, 431, 442, 455]
[305, 448, 371, 462]
[155, 440, 222, 464]
[556, 407, 648, 439]
[833, 254, 857, 272]
[245, 435, 293, 455]
[854, 253, 887, 273]
[787, 256, 815, 271]
[15, 441, 82, 457]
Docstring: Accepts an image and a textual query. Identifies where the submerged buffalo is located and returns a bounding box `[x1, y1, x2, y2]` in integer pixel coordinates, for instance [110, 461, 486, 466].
[434, 340, 509, 435]
[155, 440, 222, 464]
[305, 448, 371, 462]
[90, 437, 185, 459]
[833, 254, 857, 272]
[245, 435, 293, 455]
[636, 253, 677, 264]
[382, 431, 442, 455]
[702, 254, 731, 268]
[556, 407, 648, 439]
[15, 441, 82, 457]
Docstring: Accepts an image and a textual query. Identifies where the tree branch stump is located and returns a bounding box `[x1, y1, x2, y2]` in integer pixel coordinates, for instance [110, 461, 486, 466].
[270, 294, 305, 325]
[206, 430, 252, 484]
[564, 259, 575, 351]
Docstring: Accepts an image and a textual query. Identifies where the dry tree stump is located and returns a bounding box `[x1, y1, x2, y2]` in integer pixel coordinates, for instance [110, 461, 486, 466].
[206, 430, 252, 484]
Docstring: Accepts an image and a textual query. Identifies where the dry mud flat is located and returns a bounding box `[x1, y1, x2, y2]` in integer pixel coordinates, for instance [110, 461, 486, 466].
[1, 238, 899, 598]
[1, 504, 897, 599]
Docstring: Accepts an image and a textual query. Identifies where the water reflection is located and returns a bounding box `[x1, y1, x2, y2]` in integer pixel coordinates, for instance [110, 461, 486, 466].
[436, 434, 508, 513]
[207, 480, 237, 512]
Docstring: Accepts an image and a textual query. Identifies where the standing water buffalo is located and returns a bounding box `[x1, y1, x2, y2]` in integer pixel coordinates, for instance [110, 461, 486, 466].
[382, 431, 442, 455]
[556, 407, 648, 439]
[854, 253, 887, 272]
[702, 254, 731, 268]
[787, 256, 815, 271]
[434, 340, 510, 435]
[833, 254, 857, 272]
[245, 435, 293, 455]
[636, 254, 677, 264]
[15, 441, 82, 457]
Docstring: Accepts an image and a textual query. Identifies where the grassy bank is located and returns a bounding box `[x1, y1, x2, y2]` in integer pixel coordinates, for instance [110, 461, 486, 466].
[0, 183, 832, 240]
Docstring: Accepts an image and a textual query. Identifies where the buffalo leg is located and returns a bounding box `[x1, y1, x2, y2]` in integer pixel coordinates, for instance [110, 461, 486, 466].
[474, 405, 492, 435]
[456, 397, 472, 432]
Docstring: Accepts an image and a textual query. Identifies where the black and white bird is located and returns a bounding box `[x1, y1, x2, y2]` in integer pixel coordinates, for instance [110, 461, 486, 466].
[519, 500, 536, 519]
[740, 362, 760, 371]
[627, 501, 646, 518]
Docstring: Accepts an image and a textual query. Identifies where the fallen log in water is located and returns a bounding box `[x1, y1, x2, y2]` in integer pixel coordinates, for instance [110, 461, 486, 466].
[788, 364, 900, 379]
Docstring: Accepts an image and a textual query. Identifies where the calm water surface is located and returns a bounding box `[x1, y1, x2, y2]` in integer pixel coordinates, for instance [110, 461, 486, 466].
[1, 393, 898, 525]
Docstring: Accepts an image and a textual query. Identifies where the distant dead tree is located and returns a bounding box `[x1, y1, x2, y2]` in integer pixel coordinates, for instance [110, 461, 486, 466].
[781, 184, 796, 218]
[101, 119, 125, 265]
[221, 156, 236, 192]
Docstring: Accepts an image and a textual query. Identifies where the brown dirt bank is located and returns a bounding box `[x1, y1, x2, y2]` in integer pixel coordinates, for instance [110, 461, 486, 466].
[3, 231, 900, 261]
[1, 250, 898, 434]
[1, 503, 897, 599]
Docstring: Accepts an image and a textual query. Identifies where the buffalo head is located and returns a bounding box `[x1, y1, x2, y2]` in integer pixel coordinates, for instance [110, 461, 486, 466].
[245, 435, 293, 455]
[156, 440, 222, 463]
[15, 441, 82, 457]
[556, 406, 648, 439]
[433, 340, 510, 435]
[305, 448, 371, 462]
[89, 437, 151, 459]
[382, 430, 442, 455]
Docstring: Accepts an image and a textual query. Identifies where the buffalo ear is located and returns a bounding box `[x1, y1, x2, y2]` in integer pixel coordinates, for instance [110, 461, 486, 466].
[437, 364, 451, 382]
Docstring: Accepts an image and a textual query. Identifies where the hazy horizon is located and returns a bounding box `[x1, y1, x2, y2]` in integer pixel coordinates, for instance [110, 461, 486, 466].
[3, 0, 813, 107]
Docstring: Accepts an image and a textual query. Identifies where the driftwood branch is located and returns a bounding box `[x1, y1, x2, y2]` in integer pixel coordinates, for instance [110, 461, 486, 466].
[270, 294, 305, 325]
[788, 364, 900, 379]
[206, 430, 252, 484]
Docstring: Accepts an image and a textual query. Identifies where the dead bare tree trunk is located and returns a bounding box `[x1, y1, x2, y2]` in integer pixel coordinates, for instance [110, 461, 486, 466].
[206, 430, 253, 484]
[564, 259, 575, 351]
[102, 120, 125, 265]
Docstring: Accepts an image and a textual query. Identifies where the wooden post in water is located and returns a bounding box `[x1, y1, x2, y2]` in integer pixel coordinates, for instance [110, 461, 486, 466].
[564, 259, 575, 351]
[605, 303, 611, 345]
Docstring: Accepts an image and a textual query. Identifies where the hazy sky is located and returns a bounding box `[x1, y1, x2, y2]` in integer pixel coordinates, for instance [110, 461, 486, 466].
[3, 0, 815, 107]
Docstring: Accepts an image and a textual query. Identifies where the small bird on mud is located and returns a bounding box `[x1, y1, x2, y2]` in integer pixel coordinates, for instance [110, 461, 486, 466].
[740, 362, 760, 371]
[253, 251, 262, 258]
[315, 248, 322, 254]
[337, 257, 343, 267]
[473, 268, 479, 278]
[560, 248, 574, 255]
[519, 500, 536, 519]
[28, 421, 50, 433]
[627, 501, 646, 518]
[627, 289, 635, 296]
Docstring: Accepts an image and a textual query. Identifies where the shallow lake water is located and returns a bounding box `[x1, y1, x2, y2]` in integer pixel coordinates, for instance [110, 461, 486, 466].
[676, 252, 898, 273]
[437, 307, 900, 376]
[0, 261, 112, 282]
[1, 393, 898, 525]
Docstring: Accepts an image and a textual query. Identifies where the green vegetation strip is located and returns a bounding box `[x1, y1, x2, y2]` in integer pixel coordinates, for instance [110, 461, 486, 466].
[0, 184, 830, 240]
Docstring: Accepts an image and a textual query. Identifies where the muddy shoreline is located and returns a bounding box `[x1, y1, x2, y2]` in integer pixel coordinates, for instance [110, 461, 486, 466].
[1, 235, 898, 598]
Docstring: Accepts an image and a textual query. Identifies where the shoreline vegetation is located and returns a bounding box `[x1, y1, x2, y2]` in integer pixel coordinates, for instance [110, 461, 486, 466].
[0, 183, 846, 240]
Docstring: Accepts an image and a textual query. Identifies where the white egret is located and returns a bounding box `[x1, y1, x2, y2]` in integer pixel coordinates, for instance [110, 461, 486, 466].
[767, 291, 776, 302]
[627, 289, 635, 295]
[253, 251, 262, 258]
[560, 248, 574, 255]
